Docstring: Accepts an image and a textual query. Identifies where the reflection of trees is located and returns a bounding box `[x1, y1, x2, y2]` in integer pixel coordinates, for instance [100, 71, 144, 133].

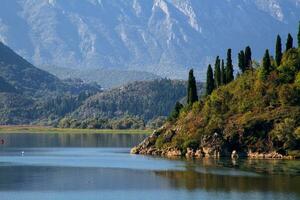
[155, 169, 300, 194]
[0, 133, 148, 147]
[155, 158, 300, 195]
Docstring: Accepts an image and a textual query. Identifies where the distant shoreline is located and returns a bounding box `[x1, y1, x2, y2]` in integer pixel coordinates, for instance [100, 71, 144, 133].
[0, 125, 152, 135]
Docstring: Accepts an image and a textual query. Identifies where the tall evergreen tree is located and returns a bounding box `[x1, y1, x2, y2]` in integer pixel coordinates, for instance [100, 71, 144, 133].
[238, 50, 246, 73]
[168, 101, 183, 121]
[187, 69, 198, 104]
[226, 49, 234, 83]
[298, 21, 300, 48]
[261, 49, 272, 80]
[214, 56, 221, 87]
[286, 33, 293, 51]
[206, 64, 214, 95]
[221, 59, 226, 85]
[275, 35, 282, 66]
[244, 46, 252, 70]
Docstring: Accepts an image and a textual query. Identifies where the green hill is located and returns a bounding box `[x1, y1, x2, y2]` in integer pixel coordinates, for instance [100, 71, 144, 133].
[132, 38, 300, 158]
[59, 79, 202, 129]
[0, 42, 101, 124]
[0, 42, 200, 127]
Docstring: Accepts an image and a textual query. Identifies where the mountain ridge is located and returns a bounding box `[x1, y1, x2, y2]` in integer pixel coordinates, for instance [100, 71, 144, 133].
[1, 0, 300, 80]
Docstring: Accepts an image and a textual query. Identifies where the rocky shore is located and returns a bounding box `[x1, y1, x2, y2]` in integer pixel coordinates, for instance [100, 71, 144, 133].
[131, 129, 295, 160]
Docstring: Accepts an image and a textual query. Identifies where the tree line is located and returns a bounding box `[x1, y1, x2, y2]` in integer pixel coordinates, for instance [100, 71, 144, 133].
[169, 21, 300, 121]
[206, 21, 300, 95]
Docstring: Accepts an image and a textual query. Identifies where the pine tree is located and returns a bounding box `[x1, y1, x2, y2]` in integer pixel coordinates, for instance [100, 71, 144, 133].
[226, 49, 234, 83]
[286, 33, 293, 51]
[206, 64, 214, 95]
[298, 21, 300, 48]
[221, 59, 226, 85]
[214, 56, 221, 87]
[238, 50, 245, 73]
[168, 101, 183, 121]
[187, 69, 198, 104]
[244, 46, 252, 70]
[261, 49, 272, 80]
[275, 35, 282, 66]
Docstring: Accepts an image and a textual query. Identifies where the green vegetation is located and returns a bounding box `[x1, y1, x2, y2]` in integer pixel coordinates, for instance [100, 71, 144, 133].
[0, 42, 202, 129]
[151, 25, 300, 157]
[187, 69, 198, 104]
[245, 46, 252, 70]
[206, 64, 214, 95]
[59, 79, 190, 129]
[168, 102, 183, 122]
[221, 59, 226, 85]
[214, 56, 221, 87]
[298, 21, 300, 48]
[0, 126, 151, 134]
[260, 49, 272, 80]
[286, 33, 293, 51]
[225, 49, 234, 83]
[276, 35, 283, 66]
[238, 50, 246, 73]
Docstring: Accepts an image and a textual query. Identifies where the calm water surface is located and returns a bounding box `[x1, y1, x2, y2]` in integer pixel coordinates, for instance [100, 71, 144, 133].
[0, 133, 299, 200]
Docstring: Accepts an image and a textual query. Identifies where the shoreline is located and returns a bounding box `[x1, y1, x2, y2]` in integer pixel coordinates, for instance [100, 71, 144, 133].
[131, 130, 299, 160]
[0, 125, 152, 135]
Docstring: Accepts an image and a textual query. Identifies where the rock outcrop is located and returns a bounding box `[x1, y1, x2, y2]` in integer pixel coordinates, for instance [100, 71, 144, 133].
[131, 130, 295, 160]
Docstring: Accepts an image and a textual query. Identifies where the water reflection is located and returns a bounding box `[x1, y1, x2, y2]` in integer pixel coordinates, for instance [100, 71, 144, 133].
[0, 133, 147, 147]
[0, 133, 299, 200]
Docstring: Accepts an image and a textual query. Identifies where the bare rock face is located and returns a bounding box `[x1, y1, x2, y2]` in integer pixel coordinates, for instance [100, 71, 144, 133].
[130, 128, 163, 155]
[165, 148, 182, 158]
[131, 129, 295, 160]
[185, 148, 195, 158]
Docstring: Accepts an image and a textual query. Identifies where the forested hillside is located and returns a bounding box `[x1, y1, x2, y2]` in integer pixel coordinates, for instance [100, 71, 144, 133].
[59, 79, 202, 129]
[132, 23, 300, 158]
[0, 42, 195, 126]
[0, 42, 101, 124]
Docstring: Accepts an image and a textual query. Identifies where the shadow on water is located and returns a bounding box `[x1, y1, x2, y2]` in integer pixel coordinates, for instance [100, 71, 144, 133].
[0, 133, 148, 148]
[154, 158, 300, 197]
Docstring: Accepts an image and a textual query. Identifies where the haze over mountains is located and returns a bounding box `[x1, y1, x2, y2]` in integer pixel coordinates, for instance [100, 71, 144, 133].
[0, 0, 300, 83]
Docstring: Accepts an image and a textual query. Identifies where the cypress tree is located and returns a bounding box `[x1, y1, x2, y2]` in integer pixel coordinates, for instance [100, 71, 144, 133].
[238, 50, 246, 73]
[187, 69, 198, 104]
[226, 49, 234, 83]
[286, 33, 293, 51]
[244, 46, 252, 70]
[275, 35, 282, 66]
[206, 64, 214, 95]
[168, 102, 183, 121]
[221, 59, 226, 85]
[214, 56, 221, 87]
[298, 21, 300, 48]
[261, 49, 272, 80]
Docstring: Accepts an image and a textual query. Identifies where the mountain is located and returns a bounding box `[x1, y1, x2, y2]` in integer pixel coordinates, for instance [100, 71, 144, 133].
[59, 79, 203, 129]
[42, 66, 160, 89]
[0, 42, 195, 126]
[0, 42, 101, 124]
[131, 43, 300, 158]
[0, 0, 299, 81]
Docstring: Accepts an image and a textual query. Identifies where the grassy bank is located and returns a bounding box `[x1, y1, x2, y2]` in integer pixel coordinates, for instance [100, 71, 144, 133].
[0, 126, 152, 134]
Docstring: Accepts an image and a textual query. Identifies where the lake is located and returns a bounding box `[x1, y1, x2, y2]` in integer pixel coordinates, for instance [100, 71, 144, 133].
[0, 133, 299, 200]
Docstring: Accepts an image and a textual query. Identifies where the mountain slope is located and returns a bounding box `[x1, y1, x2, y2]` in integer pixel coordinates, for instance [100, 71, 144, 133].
[59, 79, 201, 129]
[0, 0, 299, 80]
[0, 42, 102, 124]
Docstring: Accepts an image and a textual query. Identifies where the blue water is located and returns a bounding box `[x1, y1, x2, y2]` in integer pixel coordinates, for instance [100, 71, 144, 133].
[0, 133, 299, 200]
